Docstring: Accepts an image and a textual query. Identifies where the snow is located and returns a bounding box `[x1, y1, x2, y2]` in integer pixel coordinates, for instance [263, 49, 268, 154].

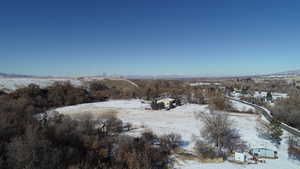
[253, 91, 288, 100]
[231, 91, 251, 98]
[56, 100, 207, 150]
[230, 91, 288, 101]
[190, 82, 221, 86]
[230, 100, 255, 112]
[122, 79, 139, 88]
[55, 100, 300, 169]
[57, 99, 148, 112]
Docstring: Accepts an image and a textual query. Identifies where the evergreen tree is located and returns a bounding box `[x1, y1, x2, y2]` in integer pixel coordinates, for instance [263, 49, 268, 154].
[241, 87, 248, 95]
[266, 91, 273, 101]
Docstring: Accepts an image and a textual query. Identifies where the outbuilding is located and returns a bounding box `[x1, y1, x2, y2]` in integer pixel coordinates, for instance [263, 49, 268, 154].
[249, 148, 278, 159]
[234, 152, 247, 163]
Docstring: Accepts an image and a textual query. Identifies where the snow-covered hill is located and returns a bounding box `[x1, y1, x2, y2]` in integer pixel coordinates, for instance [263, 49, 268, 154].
[0, 77, 139, 92]
[0, 78, 82, 91]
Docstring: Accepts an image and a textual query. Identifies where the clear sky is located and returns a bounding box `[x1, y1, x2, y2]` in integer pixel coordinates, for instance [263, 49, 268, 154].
[1, 0, 300, 77]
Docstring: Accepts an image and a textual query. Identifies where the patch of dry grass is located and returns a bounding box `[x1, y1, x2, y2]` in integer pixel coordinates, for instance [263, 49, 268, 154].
[68, 109, 119, 120]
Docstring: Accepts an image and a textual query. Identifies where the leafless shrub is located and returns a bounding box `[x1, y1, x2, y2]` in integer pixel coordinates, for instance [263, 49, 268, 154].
[142, 130, 158, 141]
[160, 133, 182, 153]
[288, 136, 300, 161]
[195, 140, 218, 159]
[115, 133, 171, 169]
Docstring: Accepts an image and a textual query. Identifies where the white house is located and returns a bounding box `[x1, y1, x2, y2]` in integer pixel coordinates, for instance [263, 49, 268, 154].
[156, 98, 176, 109]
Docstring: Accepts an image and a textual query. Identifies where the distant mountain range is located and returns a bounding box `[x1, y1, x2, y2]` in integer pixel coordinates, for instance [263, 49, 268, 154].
[0, 72, 201, 79]
[124, 74, 199, 79]
[0, 73, 35, 78]
[269, 69, 300, 76]
[1, 69, 300, 79]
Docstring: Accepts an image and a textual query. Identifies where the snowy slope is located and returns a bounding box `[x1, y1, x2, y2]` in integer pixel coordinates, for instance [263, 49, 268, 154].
[0, 78, 82, 91]
[230, 100, 255, 112]
[0, 77, 139, 91]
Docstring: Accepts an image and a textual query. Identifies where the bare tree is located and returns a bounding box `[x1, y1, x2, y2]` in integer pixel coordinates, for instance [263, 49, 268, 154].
[195, 111, 247, 156]
[288, 136, 300, 160]
[208, 92, 231, 111]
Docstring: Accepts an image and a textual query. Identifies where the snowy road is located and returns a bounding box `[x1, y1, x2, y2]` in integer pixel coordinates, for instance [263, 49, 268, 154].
[227, 97, 300, 137]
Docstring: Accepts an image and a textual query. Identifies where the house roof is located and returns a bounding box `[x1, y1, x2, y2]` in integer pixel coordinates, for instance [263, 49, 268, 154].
[157, 98, 175, 103]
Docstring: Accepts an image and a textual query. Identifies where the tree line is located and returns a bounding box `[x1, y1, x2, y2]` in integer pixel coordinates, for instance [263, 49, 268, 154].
[0, 82, 181, 169]
[272, 89, 300, 130]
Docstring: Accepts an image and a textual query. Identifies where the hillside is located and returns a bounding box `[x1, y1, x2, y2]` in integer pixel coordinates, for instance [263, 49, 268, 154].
[0, 77, 139, 92]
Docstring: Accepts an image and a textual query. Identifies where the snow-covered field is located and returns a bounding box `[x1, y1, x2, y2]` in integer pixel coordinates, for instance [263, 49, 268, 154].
[55, 100, 300, 169]
[230, 100, 256, 112]
[190, 82, 221, 86]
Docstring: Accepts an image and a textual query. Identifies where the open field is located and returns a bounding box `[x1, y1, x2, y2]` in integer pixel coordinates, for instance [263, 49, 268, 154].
[55, 99, 300, 169]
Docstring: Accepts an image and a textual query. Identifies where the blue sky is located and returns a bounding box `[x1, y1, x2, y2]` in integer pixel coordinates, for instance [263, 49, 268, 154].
[1, 0, 300, 76]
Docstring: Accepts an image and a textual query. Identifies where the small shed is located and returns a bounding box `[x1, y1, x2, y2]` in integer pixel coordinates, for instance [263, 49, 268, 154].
[234, 152, 247, 163]
[249, 148, 278, 159]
